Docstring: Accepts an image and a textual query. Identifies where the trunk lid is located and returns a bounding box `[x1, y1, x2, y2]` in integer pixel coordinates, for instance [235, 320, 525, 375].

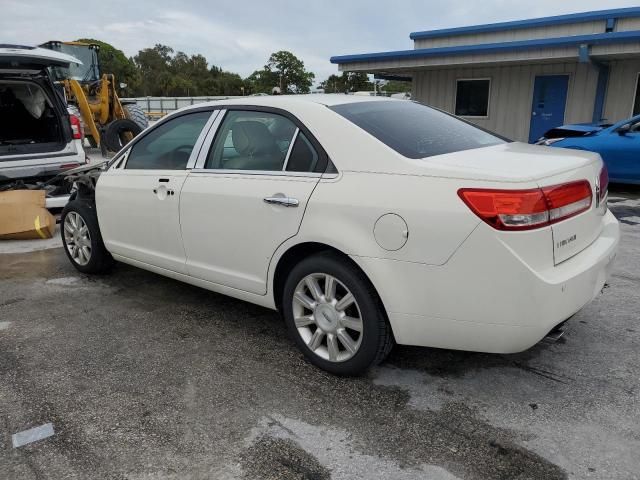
[425, 142, 597, 183]
[429, 142, 605, 265]
[536, 160, 606, 264]
[0, 45, 81, 71]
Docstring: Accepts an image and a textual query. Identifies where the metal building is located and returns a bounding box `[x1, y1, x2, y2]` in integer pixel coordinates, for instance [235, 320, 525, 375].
[331, 7, 640, 142]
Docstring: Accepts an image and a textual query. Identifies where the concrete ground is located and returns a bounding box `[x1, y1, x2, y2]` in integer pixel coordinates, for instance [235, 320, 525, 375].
[0, 188, 638, 480]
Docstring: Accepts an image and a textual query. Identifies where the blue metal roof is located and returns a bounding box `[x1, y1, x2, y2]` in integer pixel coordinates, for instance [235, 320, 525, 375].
[330, 30, 640, 65]
[409, 7, 640, 40]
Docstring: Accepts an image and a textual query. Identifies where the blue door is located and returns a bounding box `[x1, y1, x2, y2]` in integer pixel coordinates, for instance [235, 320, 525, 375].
[529, 75, 569, 143]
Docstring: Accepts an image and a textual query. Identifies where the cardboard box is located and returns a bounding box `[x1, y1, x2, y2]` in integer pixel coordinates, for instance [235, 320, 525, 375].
[0, 190, 56, 240]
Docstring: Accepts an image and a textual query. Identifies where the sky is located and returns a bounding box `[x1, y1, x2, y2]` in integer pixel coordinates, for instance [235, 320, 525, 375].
[2, 0, 639, 83]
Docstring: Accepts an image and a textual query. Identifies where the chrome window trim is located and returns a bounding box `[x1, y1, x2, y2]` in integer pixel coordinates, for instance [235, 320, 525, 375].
[190, 168, 323, 178]
[111, 148, 130, 169]
[281, 128, 299, 172]
[320, 172, 339, 180]
[194, 109, 227, 169]
[186, 110, 220, 170]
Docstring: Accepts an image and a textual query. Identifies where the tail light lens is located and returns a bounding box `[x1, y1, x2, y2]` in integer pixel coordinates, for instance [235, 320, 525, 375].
[458, 180, 592, 231]
[69, 114, 83, 140]
[599, 165, 609, 201]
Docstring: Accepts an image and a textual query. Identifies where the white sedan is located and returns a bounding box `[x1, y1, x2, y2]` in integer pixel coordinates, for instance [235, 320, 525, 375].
[61, 95, 620, 375]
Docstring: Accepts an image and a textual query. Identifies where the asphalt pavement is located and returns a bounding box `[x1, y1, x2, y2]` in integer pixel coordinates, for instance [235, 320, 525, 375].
[0, 188, 638, 480]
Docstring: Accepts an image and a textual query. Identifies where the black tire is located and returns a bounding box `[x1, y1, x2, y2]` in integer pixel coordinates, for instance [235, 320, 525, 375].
[282, 252, 393, 375]
[102, 119, 142, 152]
[61, 200, 114, 274]
[123, 104, 149, 130]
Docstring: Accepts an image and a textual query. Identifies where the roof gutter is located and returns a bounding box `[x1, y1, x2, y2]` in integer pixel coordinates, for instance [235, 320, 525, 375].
[409, 7, 640, 40]
[330, 30, 640, 65]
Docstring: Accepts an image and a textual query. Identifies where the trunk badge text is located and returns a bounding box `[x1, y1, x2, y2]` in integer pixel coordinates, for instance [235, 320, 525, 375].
[556, 234, 577, 249]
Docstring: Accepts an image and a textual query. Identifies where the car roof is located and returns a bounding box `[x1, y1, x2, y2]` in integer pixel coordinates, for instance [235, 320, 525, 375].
[178, 93, 398, 112]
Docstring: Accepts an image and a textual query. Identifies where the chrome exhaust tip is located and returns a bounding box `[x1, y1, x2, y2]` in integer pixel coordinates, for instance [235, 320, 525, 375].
[543, 324, 566, 343]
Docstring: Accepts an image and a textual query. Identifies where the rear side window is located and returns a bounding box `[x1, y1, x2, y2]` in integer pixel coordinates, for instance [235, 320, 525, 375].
[330, 101, 506, 159]
[286, 133, 318, 172]
[126, 111, 211, 170]
[205, 110, 297, 171]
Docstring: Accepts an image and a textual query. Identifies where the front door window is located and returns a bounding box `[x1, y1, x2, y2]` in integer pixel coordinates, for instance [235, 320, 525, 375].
[126, 111, 211, 170]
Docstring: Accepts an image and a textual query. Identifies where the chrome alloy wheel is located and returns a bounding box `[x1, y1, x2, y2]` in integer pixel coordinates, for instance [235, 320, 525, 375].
[63, 211, 92, 266]
[292, 273, 363, 362]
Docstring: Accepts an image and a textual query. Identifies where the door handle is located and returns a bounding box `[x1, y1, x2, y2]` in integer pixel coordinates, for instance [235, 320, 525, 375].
[263, 196, 299, 207]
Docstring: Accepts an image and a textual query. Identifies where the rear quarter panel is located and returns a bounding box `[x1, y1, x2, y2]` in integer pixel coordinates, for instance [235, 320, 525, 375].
[295, 171, 481, 265]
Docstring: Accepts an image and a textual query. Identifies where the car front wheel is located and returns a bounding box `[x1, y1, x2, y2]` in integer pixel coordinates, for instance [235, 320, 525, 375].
[282, 252, 393, 375]
[61, 200, 114, 274]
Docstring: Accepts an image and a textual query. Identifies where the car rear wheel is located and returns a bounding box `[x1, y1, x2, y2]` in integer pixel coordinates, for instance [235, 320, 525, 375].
[61, 200, 114, 274]
[282, 252, 393, 375]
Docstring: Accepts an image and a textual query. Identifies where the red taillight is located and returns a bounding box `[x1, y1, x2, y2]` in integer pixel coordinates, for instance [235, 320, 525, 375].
[458, 180, 592, 231]
[69, 114, 83, 140]
[599, 165, 609, 201]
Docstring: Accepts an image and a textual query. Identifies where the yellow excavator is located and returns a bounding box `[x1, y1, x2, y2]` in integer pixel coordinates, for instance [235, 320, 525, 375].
[41, 40, 148, 153]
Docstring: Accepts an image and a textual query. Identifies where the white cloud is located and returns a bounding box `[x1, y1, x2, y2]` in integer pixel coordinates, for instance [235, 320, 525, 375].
[2, 0, 639, 83]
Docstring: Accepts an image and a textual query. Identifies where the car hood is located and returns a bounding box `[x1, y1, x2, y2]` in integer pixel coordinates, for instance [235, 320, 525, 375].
[0, 45, 82, 70]
[415, 141, 599, 183]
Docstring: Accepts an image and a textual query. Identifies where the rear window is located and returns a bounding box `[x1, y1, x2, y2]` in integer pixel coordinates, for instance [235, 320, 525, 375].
[330, 100, 506, 159]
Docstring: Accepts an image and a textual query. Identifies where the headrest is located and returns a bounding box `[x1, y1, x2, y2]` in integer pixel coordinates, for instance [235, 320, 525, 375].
[232, 121, 278, 156]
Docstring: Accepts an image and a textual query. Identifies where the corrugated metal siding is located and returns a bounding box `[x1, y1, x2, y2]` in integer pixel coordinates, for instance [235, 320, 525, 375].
[603, 59, 640, 120]
[412, 62, 600, 141]
[338, 47, 581, 72]
[591, 41, 640, 57]
[413, 21, 606, 49]
[616, 17, 640, 31]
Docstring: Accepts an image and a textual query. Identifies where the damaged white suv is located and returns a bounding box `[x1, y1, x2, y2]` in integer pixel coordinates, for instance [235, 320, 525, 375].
[0, 45, 85, 184]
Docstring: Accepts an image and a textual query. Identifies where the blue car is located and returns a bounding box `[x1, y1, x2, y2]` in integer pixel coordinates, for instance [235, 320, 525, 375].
[538, 115, 640, 184]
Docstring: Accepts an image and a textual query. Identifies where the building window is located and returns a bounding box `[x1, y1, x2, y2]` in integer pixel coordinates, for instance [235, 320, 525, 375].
[633, 73, 640, 116]
[455, 79, 490, 117]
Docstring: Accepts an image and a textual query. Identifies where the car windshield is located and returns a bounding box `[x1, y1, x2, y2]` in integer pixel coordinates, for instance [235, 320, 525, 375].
[330, 100, 506, 159]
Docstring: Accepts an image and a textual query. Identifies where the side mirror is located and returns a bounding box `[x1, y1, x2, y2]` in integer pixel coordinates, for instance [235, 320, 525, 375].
[617, 124, 631, 135]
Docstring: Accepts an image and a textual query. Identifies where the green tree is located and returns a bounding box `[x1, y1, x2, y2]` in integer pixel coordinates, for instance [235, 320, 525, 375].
[168, 52, 212, 95]
[133, 45, 248, 96]
[208, 68, 246, 95]
[134, 44, 175, 96]
[321, 72, 372, 93]
[380, 79, 412, 94]
[247, 51, 315, 94]
[245, 69, 279, 94]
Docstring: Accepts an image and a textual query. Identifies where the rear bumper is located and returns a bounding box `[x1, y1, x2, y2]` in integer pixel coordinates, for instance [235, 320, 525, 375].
[0, 141, 85, 181]
[352, 210, 620, 353]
